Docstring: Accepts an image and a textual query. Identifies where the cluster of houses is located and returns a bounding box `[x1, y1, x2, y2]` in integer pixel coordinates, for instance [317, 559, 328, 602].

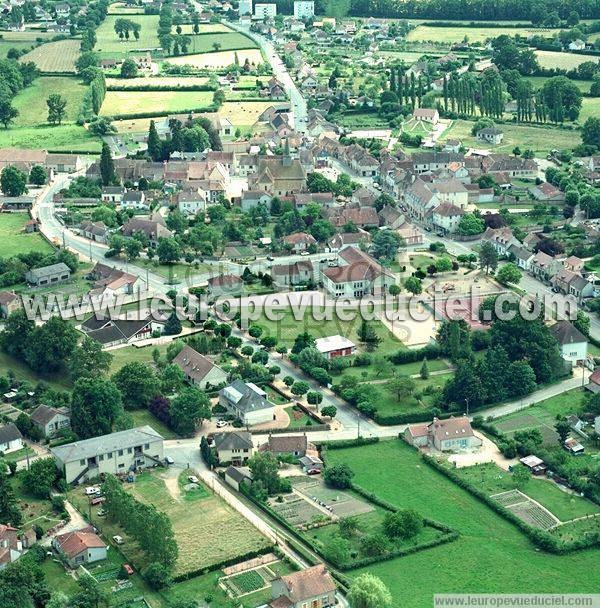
[482, 227, 598, 305]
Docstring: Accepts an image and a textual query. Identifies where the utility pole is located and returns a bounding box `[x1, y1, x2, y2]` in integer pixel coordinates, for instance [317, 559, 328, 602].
[465, 397, 469, 417]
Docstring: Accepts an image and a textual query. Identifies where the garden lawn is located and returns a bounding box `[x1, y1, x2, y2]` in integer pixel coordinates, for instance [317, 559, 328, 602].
[455, 463, 599, 522]
[107, 343, 170, 374]
[95, 14, 160, 56]
[19, 39, 81, 73]
[254, 307, 403, 354]
[285, 405, 314, 428]
[0, 213, 53, 257]
[129, 408, 178, 439]
[335, 358, 450, 382]
[324, 440, 600, 607]
[100, 90, 214, 116]
[12, 77, 88, 128]
[441, 119, 580, 157]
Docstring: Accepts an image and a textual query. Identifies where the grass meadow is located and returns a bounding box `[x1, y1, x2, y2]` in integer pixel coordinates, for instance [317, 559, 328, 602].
[165, 48, 263, 69]
[407, 25, 561, 44]
[0, 213, 53, 257]
[535, 50, 600, 70]
[324, 440, 600, 607]
[100, 90, 214, 116]
[95, 14, 160, 56]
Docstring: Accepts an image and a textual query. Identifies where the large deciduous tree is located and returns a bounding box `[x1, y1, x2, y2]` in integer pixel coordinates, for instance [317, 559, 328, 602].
[71, 377, 123, 439]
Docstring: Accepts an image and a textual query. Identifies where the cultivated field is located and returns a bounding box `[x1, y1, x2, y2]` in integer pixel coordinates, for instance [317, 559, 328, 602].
[20, 38, 81, 72]
[407, 25, 561, 44]
[106, 76, 211, 88]
[535, 50, 600, 70]
[166, 48, 263, 69]
[0, 30, 55, 58]
[325, 440, 600, 606]
[100, 90, 214, 116]
[95, 14, 161, 55]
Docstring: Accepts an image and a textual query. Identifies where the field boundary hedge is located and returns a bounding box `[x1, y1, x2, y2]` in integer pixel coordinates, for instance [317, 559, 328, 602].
[109, 106, 216, 120]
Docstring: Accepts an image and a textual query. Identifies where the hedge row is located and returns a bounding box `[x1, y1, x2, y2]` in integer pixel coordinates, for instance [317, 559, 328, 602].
[374, 410, 453, 425]
[107, 84, 218, 92]
[318, 436, 380, 450]
[422, 455, 600, 554]
[171, 545, 274, 582]
[249, 424, 329, 435]
[110, 106, 216, 120]
[388, 344, 442, 364]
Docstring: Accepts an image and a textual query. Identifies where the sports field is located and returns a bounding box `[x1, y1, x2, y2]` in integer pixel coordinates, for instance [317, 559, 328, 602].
[95, 14, 161, 55]
[324, 440, 600, 607]
[19, 38, 81, 72]
[535, 50, 600, 70]
[100, 90, 214, 116]
[166, 48, 263, 69]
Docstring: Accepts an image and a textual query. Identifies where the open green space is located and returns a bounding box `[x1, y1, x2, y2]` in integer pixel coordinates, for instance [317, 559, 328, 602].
[441, 119, 580, 156]
[12, 76, 88, 128]
[0, 214, 53, 257]
[0, 123, 101, 152]
[456, 463, 599, 522]
[524, 76, 592, 94]
[0, 350, 71, 391]
[100, 90, 214, 116]
[407, 25, 561, 44]
[335, 358, 450, 382]
[535, 50, 600, 71]
[178, 468, 211, 501]
[95, 14, 161, 56]
[171, 31, 258, 55]
[324, 440, 600, 607]
[107, 343, 170, 374]
[129, 407, 178, 439]
[254, 307, 403, 354]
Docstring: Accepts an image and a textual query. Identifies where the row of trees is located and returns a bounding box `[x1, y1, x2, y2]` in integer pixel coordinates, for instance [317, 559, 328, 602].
[102, 475, 177, 588]
[0, 58, 39, 129]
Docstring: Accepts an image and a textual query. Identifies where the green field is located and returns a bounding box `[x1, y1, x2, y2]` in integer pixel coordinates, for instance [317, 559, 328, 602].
[0, 123, 101, 152]
[0, 213, 53, 257]
[11, 76, 88, 128]
[171, 31, 258, 55]
[441, 119, 580, 156]
[95, 14, 161, 56]
[579, 97, 600, 124]
[100, 90, 214, 116]
[324, 440, 600, 607]
[524, 76, 593, 94]
[535, 50, 600, 70]
[0, 30, 55, 58]
[129, 408, 178, 440]
[407, 25, 561, 44]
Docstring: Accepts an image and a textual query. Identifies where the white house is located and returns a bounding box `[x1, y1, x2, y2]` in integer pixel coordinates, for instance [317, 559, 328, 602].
[121, 190, 148, 211]
[30, 405, 70, 439]
[219, 380, 275, 425]
[404, 416, 482, 451]
[431, 202, 465, 234]
[0, 423, 23, 454]
[177, 189, 206, 215]
[550, 321, 588, 365]
[52, 528, 107, 568]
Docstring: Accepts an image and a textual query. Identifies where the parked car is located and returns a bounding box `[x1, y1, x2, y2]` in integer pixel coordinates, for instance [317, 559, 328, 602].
[307, 468, 321, 475]
[112, 535, 124, 545]
[266, 255, 274, 261]
[123, 564, 134, 575]
[85, 486, 100, 496]
[300, 251, 309, 256]
[188, 475, 199, 484]
[165, 456, 174, 465]
[97, 509, 107, 517]
[216, 419, 228, 428]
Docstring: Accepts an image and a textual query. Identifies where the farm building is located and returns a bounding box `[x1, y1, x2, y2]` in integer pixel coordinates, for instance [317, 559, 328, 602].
[25, 263, 71, 287]
[315, 335, 356, 359]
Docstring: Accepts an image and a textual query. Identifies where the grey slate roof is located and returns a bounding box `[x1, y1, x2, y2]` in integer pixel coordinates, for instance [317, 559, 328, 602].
[27, 263, 70, 280]
[214, 430, 254, 451]
[550, 321, 587, 345]
[220, 380, 274, 415]
[50, 426, 163, 463]
[0, 423, 22, 444]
